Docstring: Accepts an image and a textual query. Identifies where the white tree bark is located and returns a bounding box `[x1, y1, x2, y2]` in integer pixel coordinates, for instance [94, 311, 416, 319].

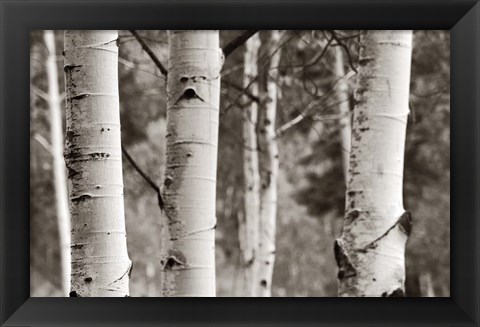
[336, 30, 413, 297]
[44, 30, 71, 297]
[333, 46, 352, 182]
[161, 30, 223, 297]
[64, 30, 131, 297]
[238, 33, 261, 297]
[257, 30, 283, 297]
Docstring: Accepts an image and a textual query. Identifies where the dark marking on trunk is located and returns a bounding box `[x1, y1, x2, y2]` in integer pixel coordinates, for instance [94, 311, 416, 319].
[65, 130, 78, 144]
[358, 57, 374, 66]
[260, 280, 268, 288]
[356, 113, 368, 125]
[398, 211, 412, 236]
[128, 262, 133, 278]
[353, 97, 365, 107]
[334, 240, 357, 279]
[359, 127, 370, 132]
[349, 200, 355, 209]
[382, 288, 405, 297]
[69, 291, 79, 297]
[64, 150, 82, 161]
[71, 194, 91, 204]
[84, 277, 92, 283]
[66, 166, 79, 179]
[161, 249, 187, 270]
[89, 152, 110, 159]
[63, 64, 82, 73]
[263, 171, 272, 189]
[71, 243, 84, 249]
[346, 209, 360, 221]
[244, 257, 255, 267]
[164, 176, 173, 187]
[70, 94, 89, 101]
[356, 78, 369, 95]
[182, 89, 197, 100]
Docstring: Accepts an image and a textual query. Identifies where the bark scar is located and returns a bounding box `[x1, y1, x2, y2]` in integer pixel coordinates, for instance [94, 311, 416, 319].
[361, 211, 412, 251]
[107, 261, 133, 286]
[334, 239, 357, 279]
[161, 249, 187, 270]
[175, 87, 205, 103]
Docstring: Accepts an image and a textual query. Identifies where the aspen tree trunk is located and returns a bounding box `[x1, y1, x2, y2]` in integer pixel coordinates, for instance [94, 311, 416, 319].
[161, 31, 223, 297]
[64, 30, 131, 297]
[333, 47, 352, 182]
[238, 33, 261, 297]
[257, 30, 283, 297]
[336, 30, 413, 297]
[44, 30, 71, 297]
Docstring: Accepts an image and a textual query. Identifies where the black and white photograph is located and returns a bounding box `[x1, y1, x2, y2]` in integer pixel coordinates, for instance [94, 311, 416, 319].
[29, 30, 450, 297]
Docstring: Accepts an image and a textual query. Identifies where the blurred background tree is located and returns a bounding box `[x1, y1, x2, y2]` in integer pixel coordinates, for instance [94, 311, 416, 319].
[30, 30, 450, 297]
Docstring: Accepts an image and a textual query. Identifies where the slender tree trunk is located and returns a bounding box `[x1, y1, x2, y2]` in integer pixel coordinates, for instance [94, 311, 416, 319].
[419, 272, 435, 297]
[64, 30, 131, 297]
[44, 30, 71, 297]
[336, 30, 413, 297]
[160, 30, 223, 297]
[238, 33, 261, 297]
[333, 47, 352, 182]
[257, 30, 283, 297]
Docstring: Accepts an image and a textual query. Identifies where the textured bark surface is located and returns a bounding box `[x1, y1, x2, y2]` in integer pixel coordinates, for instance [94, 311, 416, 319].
[161, 31, 223, 297]
[257, 30, 283, 297]
[44, 30, 71, 297]
[334, 47, 352, 182]
[64, 30, 131, 297]
[238, 33, 261, 297]
[337, 30, 413, 297]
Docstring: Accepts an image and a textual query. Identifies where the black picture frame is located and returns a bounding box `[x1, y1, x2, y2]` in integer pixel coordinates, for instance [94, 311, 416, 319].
[1, 0, 478, 326]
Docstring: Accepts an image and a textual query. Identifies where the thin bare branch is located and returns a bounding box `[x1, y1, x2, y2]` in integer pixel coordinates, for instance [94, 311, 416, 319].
[31, 84, 49, 102]
[119, 56, 165, 79]
[222, 79, 260, 103]
[222, 30, 259, 58]
[129, 30, 168, 76]
[328, 30, 358, 74]
[33, 133, 53, 155]
[121, 146, 164, 210]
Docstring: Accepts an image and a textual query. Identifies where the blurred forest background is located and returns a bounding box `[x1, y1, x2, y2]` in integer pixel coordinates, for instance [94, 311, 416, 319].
[30, 30, 450, 297]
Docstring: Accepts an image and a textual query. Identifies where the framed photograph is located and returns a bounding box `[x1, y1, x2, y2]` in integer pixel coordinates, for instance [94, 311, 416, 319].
[1, 0, 479, 326]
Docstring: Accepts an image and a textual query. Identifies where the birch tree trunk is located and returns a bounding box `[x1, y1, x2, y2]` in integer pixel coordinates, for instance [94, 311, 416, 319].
[161, 30, 223, 297]
[257, 30, 283, 297]
[336, 30, 413, 297]
[64, 30, 131, 297]
[44, 30, 71, 297]
[238, 33, 261, 297]
[333, 47, 352, 182]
